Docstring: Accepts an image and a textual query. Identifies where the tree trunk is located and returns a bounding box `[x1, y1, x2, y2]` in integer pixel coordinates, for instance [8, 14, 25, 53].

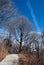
[19, 42, 22, 52]
[19, 31, 23, 52]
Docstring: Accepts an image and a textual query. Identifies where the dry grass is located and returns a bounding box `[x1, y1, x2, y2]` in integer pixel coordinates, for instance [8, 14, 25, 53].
[19, 53, 36, 65]
[0, 45, 9, 61]
[19, 52, 44, 65]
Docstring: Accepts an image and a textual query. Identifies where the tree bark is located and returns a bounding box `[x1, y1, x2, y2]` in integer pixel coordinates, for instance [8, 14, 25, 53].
[19, 31, 23, 52]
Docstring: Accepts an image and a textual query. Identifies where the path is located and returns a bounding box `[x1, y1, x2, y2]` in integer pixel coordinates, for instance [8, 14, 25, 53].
[0, 54, 20, 65]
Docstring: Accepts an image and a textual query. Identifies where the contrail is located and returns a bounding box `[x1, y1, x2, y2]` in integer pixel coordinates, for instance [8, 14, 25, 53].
[26, 0, 41, 32]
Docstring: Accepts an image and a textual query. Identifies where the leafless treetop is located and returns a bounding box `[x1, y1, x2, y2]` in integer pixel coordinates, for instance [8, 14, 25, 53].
[0, 0, 18, 22]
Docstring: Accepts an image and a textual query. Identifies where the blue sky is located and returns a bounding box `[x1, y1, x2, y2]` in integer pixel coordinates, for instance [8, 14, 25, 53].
[0, 0, 44, 33]
[12, 0, 44, 32]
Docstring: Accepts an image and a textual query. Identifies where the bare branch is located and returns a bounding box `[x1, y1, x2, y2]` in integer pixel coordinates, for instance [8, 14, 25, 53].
[0, 0, 18, 22]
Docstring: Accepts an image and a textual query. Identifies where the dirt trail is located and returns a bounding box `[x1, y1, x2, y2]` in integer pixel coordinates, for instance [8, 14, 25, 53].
[0, 54, 20, 65]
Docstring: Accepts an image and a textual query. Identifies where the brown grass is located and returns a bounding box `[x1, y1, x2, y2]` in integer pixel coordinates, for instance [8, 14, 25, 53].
[0, 45, 9, 61]
[19, 52, 44, 65]
[19, 53, 36, 65]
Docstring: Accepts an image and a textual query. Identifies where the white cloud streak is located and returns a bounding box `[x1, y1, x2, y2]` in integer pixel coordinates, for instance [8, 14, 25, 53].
[26, 0, 41, 32]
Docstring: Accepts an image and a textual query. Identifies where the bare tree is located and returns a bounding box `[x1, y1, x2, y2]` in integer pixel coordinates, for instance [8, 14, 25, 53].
[0, 14, 33, 53]
[1, 21, 15, 34]
[42, 30, 44, 44]
[0, 0, 18, 22]
[29, 32, 39, 52]
[41, 30, 44, 52]
[3, 38, 13, 53]
[0, 0, 18, 38]
[8, 16, 33, 52]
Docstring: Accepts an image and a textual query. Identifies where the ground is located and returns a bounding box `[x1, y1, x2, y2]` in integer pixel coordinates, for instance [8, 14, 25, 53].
[0, 54, 20, 65]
